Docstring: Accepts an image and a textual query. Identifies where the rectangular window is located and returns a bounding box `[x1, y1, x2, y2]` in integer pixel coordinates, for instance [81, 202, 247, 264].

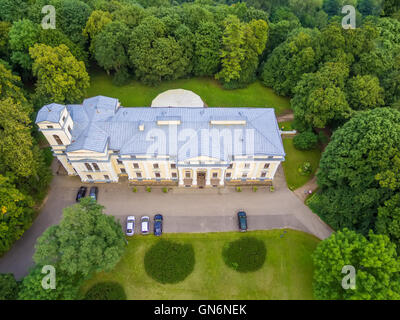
[264, 163, 270, 169]
[136, 172, 142, 178]
[226, 172, 231, 178]
[47, 125, 53, 129]
[242, 173, 248, 178]
[92, 163, 100, 171]
[244, 163, 250, 169]
[261, 172, 267, 178]
[68, 126, 72, 135]
[117, 159, 123, 165]
[170, 163, 176, 169]
[212, 172, 218, 178]
[84, 163, 92, 171]
[120, 168, 126, 174]
[153, 163, 159, 169]
[185, 171, 191, 178]
[133, 163, 139, 169]
[62, 116, 66, 122]
[104, 175, 110, 180]
[87, 175, 93, 180]
[228, 163, 233, 169]
[171, 172, 177, 178]
[155, 172, 161, 178]
[53, 135, 63, 145]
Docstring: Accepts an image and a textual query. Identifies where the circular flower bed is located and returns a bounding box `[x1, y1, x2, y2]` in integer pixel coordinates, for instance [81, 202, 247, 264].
[84, 282, 127, 300]
[144, 240, 195, 284]
[222, 237, 266, 272]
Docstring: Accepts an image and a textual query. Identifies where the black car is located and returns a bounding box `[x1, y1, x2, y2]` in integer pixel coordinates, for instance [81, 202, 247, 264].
[237, 211, 247, 232]
[89, 187, 98, 201]
[76, 186, 87, 202]
[154, 214, 163, 236]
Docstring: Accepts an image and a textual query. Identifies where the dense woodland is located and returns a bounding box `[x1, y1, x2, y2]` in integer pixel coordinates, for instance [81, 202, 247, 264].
[1, 0, 400, 299]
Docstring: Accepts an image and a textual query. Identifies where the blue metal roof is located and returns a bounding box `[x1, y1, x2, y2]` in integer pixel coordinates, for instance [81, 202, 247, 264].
[36, 103, 65, 123]
[36, 95, 285, 160]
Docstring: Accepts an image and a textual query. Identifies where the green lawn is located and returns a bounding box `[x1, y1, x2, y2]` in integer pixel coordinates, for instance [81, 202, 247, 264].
[87, 70, 291, 115]
[282, 138, 322, 190]
[81, 229, 319, 300]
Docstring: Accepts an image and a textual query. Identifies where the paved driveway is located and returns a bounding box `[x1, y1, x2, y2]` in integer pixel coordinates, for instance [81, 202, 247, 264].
[0, 162, 332, 279]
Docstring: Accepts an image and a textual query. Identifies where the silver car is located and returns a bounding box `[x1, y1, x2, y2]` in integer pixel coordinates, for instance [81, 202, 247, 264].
[126, 216, 135, 236]
[141, 216, 150, 235]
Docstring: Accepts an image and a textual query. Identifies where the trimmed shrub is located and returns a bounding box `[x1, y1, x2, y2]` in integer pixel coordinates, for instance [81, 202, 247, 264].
[298, 161, 312, 176]
[132, 187, 137, 193]
[293, 131, 318, 150]
[162, 187, 168, 193]
[236, 187, 242, 192]
[0, 273, 19, 300]
[252, 186, 258, 192]
[144, 240, 195, 284]
[84, 282, 126, 300]
[146, 186, 151, 192]
[222, 237, 266, 272]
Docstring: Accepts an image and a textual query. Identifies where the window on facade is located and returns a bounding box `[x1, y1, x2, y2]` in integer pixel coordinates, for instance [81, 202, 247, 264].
[155, 172, 161, 178]
[92, 163, 100, 171]
[53, 135, 63, 145]
[212, 172, 218, 178]
[62, 116, 66, 122]
[244, 163, 250, 169]
[68, 126, 72, 135]
[170, 163, 176, 169]
[47, 125, 53, 129]
[84, 163, 92, 171]
[226, 172, 232, 178]
[87, 175, 93, 180]
[113, 150, 119, 154]
[136, 172, 142, 178]
[228, 163, 233, 169]
[120, 168, 126, 174]
[242, 173, 248, 178]
[185, 171, 191, 178]
[264, 163, 270, 169]
[153, 163, 159, 169]
[117, 159, 123, 165]
[104, 175, 110, 180]
[133, 163, 139, 169]
[172, 172, 177, 178]
[261, 172, 267, 178]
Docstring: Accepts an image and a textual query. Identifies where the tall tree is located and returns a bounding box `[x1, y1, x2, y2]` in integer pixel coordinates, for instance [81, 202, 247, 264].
[308, 108, 400, 234]
[33, 198, 126, 277]
[29, 44, 90, 104]
[313, 229, 400, 300]
[215, 15, 245, 84]
[346, 75, 385, 110]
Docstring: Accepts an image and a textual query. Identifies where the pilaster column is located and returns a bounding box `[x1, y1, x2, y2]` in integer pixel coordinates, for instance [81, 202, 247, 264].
[178, 167, 184, 186]
[220, 167, 226, 185]
[192, 168, 197, 186]
[206, 169, 211, 186]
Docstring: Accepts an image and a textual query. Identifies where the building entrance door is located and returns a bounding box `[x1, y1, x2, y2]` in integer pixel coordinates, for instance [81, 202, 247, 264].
[197, 171, 206, 188]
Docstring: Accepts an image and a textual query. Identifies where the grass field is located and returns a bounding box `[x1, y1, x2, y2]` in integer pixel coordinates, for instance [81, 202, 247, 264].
[80, 230, 319, 300]
[87, 70, 291, 114]
[282, 138, 322, 190]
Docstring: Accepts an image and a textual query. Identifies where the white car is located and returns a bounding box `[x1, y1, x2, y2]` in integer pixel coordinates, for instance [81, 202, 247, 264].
[141, 216, 150, 235]
[126, 216, 135, 236]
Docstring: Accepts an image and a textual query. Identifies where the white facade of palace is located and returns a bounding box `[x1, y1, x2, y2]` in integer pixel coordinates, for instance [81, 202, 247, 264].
[36, 95, 285, 187]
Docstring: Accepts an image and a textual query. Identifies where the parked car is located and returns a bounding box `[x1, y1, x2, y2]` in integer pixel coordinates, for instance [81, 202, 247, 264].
[141, 216, 150, 235]
[237, 211, 247, 232]
[76, 186, 87, 202]
[126, 216, 135, 236]
[154, 214, 163, 236]
[89, 186, 98, 201]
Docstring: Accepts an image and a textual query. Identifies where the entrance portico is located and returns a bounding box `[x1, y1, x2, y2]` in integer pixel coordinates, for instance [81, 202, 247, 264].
[178, 167, 222, 188]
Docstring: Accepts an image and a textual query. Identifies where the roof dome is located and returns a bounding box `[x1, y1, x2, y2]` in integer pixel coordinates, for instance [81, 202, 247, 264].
[151, 89, 205, 108]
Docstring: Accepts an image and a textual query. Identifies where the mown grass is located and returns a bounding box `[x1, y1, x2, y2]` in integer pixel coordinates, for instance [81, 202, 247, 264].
[81, 230, 319, 300]
[87, 69, 291, 114]
[282, 138, 322, 190]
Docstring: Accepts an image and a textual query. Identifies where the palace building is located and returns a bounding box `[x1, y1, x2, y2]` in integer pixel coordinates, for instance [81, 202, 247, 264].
[35, 95, 285, 187]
